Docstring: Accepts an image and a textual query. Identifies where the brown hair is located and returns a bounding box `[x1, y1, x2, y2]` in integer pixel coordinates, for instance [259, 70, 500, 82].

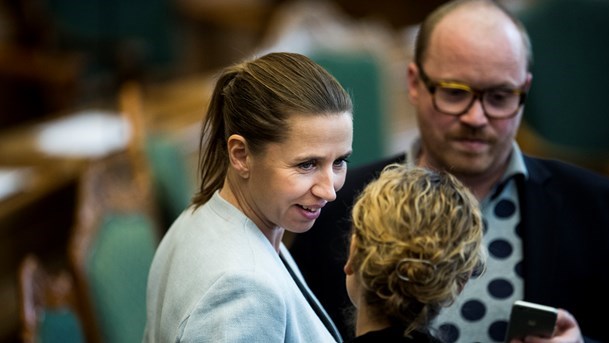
[192, 52, 353, 207]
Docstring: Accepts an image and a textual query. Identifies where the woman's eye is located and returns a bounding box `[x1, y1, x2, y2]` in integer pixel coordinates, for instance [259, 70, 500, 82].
[334, 158, 349, 168]
[299, 161, 316, 170]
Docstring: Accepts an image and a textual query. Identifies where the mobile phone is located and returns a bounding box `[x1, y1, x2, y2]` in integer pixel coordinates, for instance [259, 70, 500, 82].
[504, 300, 558, 342]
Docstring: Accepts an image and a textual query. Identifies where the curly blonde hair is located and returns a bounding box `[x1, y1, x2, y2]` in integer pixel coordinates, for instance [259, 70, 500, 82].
[350, 163, 485, 335]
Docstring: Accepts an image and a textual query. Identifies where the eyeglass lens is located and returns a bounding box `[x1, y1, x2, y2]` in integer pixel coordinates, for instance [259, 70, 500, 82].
[434, 86, 521, 118]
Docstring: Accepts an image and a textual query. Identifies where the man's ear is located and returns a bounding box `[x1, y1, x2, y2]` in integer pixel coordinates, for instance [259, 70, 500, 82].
[407, 62, 421, 105]
[344, 234, 357, 276]
[524, 72, 533, 91]
[227, 134, 250, 178]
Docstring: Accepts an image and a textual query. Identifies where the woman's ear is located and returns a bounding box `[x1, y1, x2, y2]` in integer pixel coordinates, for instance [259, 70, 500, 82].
[226, 134, 250, 178]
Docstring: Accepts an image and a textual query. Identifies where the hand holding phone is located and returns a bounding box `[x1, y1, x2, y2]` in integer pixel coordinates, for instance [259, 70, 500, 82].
[505, 300, 558, 342]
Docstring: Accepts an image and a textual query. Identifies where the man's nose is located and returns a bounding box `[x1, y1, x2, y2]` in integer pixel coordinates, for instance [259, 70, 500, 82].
[460, 97, 488, 127]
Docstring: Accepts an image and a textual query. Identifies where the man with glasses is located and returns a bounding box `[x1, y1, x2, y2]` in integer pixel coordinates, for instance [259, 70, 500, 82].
[290, 0, 609, 342]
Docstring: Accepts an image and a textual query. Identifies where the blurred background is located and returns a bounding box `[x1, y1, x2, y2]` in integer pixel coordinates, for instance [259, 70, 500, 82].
[1, 0, 607, 341]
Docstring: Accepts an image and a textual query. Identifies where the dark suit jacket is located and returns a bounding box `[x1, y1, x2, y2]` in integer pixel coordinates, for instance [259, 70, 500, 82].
[289, 153, 609, 343]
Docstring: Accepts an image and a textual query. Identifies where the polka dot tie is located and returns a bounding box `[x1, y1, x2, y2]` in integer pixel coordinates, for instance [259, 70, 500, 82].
[432, 179, 524, 343]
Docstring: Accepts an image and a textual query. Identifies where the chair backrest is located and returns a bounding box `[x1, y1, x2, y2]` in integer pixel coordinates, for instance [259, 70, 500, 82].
[82, 213, 157, 343]
[18, 254, 86, 343]
[122, 79, 197, 228]
[310, 50, 387, 167]
[68, 151, 160, 343]
[145, 134, 194, 227]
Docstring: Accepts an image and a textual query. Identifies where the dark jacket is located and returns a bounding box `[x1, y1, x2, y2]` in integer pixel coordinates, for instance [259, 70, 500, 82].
[349, 327, 442, 343]
[290, 153, 609, 342]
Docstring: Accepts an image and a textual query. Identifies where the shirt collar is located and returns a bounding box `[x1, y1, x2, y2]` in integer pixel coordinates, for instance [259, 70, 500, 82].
[505, 141, 528, 181]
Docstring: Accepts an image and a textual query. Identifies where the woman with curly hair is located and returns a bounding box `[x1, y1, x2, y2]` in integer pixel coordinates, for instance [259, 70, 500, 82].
[344, 164, 485, 342]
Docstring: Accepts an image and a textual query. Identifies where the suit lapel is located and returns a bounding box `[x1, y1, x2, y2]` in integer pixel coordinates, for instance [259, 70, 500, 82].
[519, 157, 560, 304]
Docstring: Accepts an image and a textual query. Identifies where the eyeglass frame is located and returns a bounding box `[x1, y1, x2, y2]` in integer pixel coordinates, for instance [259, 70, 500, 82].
[416, 63, 528, 119]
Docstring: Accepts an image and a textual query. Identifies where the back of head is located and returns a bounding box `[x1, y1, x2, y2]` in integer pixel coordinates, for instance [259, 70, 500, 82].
[192, 52, 353, 206]
[350, 164, 484, 335]
[414, 0, 532, 71]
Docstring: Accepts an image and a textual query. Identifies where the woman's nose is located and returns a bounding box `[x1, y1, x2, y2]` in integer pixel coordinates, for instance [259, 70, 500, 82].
[312, 169, 337, 202]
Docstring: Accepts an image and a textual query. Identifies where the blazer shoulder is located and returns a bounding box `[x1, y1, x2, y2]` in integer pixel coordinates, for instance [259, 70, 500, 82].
[524, 155, 609, 190]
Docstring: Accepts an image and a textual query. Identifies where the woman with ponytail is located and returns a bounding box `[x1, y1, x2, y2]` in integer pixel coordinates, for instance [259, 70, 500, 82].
[145, 52, 353, 342]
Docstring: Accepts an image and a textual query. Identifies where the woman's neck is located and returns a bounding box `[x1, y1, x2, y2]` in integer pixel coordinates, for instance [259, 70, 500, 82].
[219, 181, 284, 252]
[355, 301, 392, 337]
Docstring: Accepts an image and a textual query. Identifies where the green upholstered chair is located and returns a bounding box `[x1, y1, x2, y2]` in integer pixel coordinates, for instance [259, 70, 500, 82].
[146, 135, 194, 227]
[69, 151, 160, 343]
[18, 254, 86, 343]
[310, 51, 387, 167]
[82, 213, 157, 343]
[517, 0, 609, 173]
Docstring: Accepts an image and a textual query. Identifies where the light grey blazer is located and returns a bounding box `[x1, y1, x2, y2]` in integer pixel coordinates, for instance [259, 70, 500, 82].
[144, 191, 340, 343]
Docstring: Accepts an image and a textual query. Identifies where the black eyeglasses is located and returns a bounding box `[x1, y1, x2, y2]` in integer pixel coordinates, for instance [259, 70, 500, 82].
[417, 64, 527, 119]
